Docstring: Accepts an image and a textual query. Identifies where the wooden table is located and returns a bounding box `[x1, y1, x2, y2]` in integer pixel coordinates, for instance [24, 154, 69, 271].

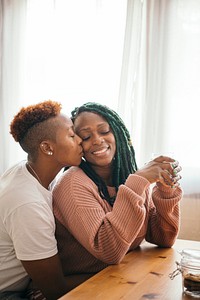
[60, 239, 200, 300]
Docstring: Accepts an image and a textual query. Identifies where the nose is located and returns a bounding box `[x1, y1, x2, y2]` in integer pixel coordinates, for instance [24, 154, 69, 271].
[92, 134, 104, 145]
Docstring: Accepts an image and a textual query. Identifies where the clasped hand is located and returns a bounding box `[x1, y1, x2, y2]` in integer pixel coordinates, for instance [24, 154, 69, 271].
[135, 156, 182, 188]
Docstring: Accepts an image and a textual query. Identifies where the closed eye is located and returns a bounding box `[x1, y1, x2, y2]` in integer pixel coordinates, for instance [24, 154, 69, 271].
[69, 127, 76, 138]
[82, 136, 90, 141]
[81, 130, 110, 141]
[101, 130, 110, 135]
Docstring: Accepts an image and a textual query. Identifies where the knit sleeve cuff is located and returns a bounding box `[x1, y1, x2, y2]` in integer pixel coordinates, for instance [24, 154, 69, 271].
[155, 182, 183, 199]
[125, 174, 150, 196]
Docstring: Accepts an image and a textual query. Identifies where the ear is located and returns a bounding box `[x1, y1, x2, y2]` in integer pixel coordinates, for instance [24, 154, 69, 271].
[40, 141, 54, 156]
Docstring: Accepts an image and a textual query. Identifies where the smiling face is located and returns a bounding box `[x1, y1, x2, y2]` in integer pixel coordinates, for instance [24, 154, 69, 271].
[74, 112, 116, 174]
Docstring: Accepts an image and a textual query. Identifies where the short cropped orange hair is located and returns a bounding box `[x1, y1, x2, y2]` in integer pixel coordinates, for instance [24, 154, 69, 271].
[10, 100, 62, 143]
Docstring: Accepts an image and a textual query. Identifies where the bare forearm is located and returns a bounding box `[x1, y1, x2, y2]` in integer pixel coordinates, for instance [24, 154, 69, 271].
[21, 254, 68, 300]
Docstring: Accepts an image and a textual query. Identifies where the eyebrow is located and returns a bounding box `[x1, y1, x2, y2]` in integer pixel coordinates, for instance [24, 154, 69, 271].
[66, 125, 74, 132]
[77, 122, 108, 133]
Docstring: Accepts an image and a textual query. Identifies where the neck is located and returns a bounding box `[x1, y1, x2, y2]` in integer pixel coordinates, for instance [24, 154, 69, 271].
[26, 161, 60, 189]
[26, 162, 43, 185]
[92, 164, 113, 186]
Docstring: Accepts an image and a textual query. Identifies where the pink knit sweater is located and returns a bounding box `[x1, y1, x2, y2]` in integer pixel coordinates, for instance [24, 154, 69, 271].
[53, 167, 182, 275]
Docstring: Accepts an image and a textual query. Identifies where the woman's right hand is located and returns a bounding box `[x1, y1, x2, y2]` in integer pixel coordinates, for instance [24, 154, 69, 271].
[135, 156, 182, 188]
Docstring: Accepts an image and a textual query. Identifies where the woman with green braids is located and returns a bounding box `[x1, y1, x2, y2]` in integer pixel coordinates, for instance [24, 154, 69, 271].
[53, 102, 182, 290]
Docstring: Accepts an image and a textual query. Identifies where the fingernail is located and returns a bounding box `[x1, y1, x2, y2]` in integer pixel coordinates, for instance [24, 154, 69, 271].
[172, 162, 177, 169]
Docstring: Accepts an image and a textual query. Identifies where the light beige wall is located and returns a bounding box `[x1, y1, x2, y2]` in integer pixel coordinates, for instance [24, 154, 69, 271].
[178, 194, 200, 241]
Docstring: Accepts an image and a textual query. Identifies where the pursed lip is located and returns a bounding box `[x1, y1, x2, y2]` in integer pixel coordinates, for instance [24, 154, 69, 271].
[79, 147, 84, 156]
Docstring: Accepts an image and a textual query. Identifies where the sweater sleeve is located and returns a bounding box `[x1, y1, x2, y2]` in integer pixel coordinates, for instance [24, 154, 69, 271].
[144, 182, 182, 247]
[53, 169, 151, 264]
[53, 168, 182, 264]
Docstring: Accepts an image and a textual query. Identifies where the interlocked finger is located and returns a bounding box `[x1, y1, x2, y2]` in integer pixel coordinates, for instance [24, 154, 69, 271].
[172, 174, 182, 185]
[158, 161, 177, 177]
[160, 160, 182, 178]
[171, 160, 179, 169]
[158, 170, 173, 187]
[172, 165, 182, 176]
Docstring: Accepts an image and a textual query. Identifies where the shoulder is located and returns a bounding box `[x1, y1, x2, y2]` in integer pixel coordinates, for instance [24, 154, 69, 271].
[0, 161, 52, 216]
[54, 166, 95, 190]
[64, 166, 85, 177]
[53, 166, 99, 204]
[0, 161, 25, 179]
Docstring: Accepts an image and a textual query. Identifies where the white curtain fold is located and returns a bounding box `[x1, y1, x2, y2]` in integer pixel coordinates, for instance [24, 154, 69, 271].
[1, 0, 200, 196]
[118, 0, 200, 194]
[117, 0, 143, 134]
[118, 0, 171, 166]
[0, 0, 127, 174]
[0, 0, 27, 174]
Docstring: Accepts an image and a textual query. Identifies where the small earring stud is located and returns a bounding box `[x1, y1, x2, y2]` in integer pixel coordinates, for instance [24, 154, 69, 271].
[48, 151, 53, 155]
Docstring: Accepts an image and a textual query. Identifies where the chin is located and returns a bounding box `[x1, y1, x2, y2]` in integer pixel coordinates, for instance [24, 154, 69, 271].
[95, 159, 113, 167]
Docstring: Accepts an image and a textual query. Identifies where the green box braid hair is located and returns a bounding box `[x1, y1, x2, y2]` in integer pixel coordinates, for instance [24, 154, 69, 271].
[71, 102, 138, 206]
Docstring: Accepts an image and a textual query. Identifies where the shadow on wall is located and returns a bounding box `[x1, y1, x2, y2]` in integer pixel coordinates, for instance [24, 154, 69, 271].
[178, 194, 200, 242]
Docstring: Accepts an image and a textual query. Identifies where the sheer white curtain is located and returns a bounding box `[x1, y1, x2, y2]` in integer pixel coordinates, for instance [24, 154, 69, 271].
[0, 0, 127, 174]
[1, 0, 200, 196]
[118, 0, 200, 195]
[0, 0, 27, 173]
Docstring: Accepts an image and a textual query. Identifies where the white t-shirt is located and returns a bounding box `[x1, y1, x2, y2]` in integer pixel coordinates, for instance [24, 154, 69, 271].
[0, 161, 57, 292]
